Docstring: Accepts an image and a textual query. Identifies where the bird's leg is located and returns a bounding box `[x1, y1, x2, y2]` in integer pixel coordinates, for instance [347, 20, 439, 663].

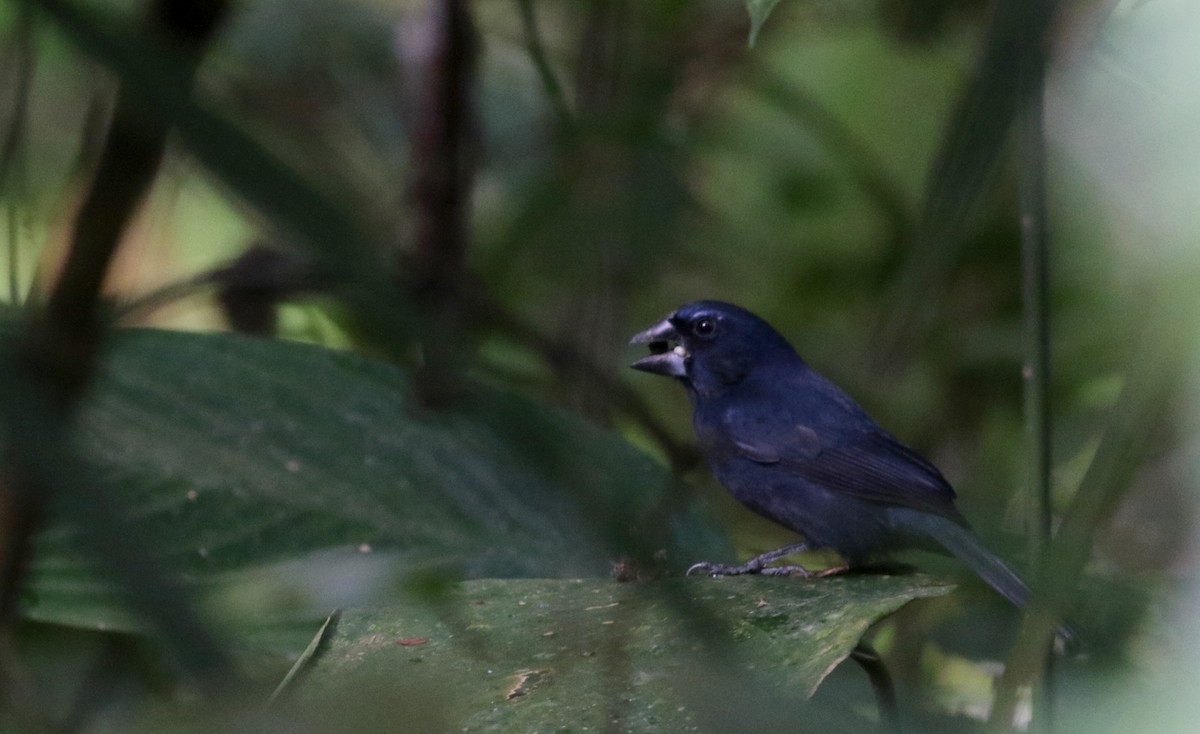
[687, 542, 813, 577]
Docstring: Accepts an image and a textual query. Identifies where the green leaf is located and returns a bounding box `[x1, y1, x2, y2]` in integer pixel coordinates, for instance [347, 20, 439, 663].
[23, 329, 729, 631]
[296, 576, 953, 730]
[746, 0, 784, 47]
[875, 0, 1060, 351]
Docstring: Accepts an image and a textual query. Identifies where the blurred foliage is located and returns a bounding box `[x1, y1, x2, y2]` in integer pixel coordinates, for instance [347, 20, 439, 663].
[1, 0, 1199, 732]
[297, 576, 952, 731]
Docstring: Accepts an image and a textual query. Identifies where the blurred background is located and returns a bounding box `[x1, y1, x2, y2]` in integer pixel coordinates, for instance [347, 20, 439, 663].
[2, 0, 1200, 731]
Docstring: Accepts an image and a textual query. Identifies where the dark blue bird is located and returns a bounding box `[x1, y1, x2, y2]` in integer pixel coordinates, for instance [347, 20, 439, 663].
[630, 300, 1036, 611]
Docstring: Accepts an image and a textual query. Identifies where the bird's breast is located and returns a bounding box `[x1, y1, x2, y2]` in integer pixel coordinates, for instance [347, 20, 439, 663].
[696, 440, 897, 564]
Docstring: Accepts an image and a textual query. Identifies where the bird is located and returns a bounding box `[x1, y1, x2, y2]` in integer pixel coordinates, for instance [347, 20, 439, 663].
[629, 299, 1049, 618]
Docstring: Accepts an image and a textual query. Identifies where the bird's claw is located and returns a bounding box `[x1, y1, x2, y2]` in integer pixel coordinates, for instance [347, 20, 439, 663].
[686, 542, 818, 577]
[685, 561, 722, 576]
[686, 560, 815, 578]
[760, 565, 815, 577]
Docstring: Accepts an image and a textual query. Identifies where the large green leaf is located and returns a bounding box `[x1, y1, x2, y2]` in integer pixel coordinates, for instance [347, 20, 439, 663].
[293, 575, 953, 731]
[22, 329, 728, 631]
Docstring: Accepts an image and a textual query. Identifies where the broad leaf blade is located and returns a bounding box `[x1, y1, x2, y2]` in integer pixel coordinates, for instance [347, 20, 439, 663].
[23, 329, 728, 630]
[299, 575, 953, 730]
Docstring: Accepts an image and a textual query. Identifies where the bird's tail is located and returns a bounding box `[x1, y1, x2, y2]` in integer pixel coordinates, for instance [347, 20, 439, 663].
[925, 516, 1031, 608]
[912, 512, 1076, 642]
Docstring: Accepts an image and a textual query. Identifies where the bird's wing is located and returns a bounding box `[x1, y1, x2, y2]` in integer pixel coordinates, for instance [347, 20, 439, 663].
[727, 413, 962, 520]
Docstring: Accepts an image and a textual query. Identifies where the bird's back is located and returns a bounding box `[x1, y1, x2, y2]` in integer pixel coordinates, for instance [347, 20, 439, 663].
[692, 363, 962, 562]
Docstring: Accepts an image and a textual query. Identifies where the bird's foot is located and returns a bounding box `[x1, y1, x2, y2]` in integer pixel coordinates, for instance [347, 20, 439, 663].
[687, 561, 848, 578]
[761, 563, 850, 577]
[686, 560, 805, 577]
[686, 542, 816, 578]
[759, 565, 815, 577]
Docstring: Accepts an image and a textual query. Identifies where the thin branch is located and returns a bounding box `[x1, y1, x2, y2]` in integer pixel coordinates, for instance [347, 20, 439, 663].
[41, 93, 171, 349]
[850, 642, 899, 732]
[989, 286, 1191, 730]
[410, 0, 477, 289]
[0, 5, 36, 305]
[107, 273, 213, 324]
[1016, 48, 1056, 734]
[36, 0, 420, 352]
[989, 6, 1062, 730]
[407, 0, 479, 405]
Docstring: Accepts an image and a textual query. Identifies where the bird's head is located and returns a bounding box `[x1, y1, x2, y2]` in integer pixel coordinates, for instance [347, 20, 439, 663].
[629, 300, 800, 396]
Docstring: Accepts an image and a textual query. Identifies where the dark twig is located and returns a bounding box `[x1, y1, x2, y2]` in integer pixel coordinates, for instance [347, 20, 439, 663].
[1017, 46, 1056, 733]
[108, 273, 214, 325]
[990, 7, 1062, 730]
[410, 0, 477, 291]
[36, 0, 420, 353]
[850, 642, 899, 732]
[41, 0, 228, 360]
[1, 5, 36, 305]
[408, 0, 479, 406]
[2, 0, 233, 692]
[41, 85, 172, 359]
[109, 243, 327, 332]
[990, 287, 1191, 729]
[1018, 0, 1056, 568]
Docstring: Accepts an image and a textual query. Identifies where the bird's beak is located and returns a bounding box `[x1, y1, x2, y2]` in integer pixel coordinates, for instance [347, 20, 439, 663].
[629, 318, 688, 378]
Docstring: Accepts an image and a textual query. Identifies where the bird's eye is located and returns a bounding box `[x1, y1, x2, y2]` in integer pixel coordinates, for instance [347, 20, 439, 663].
[693, 317, 717, 338]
